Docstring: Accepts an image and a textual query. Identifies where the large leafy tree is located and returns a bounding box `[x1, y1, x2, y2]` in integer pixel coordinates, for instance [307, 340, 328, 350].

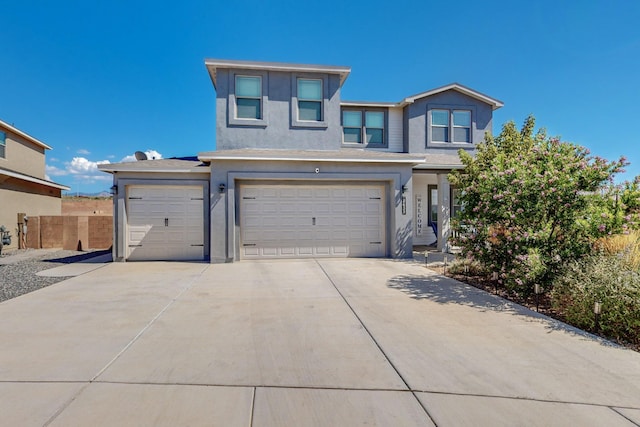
[449, 115, 626, 294]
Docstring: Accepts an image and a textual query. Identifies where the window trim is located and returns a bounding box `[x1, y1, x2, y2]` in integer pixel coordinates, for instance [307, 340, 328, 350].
[234, 75, 262, 120]
[426, 104, 476, 147]
[0, 131, 6, 159]
[228, 71, 268, 127]
[427, 184, 439, 227]
[291, 73, 328, 129]
[341, 107, 388, 148]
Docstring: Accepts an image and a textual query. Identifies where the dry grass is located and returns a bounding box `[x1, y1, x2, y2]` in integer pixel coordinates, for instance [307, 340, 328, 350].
[596, 231, 640, 270]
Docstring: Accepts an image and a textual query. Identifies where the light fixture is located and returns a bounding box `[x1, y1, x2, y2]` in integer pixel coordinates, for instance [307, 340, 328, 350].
[534, 284, 542, 312]
[110, 185, 118, 195]
[401, 185, 408, 194]
[218, 183, 226, 193]
[594, 301, 602, 332]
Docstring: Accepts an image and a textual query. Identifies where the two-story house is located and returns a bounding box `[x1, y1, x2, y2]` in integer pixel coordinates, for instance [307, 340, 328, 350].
[0, 119, 70, 250]
[100, 59, 502, 262]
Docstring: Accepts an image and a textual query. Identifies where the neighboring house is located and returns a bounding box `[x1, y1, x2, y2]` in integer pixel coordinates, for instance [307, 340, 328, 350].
[99, 59, 502, 262]
[0, 119, 69, 250]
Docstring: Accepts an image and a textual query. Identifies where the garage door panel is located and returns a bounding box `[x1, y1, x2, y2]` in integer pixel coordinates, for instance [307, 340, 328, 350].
[126, 185, 205, 261]
[240, 184, 386, 259]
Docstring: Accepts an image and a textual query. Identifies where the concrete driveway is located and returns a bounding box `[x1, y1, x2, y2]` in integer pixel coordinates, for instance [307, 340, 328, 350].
[1, 259, 639, 426]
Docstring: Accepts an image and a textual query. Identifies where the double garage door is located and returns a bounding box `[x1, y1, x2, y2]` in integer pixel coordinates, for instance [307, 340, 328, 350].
[240, 184, 386, 259]
[126, 185, 205, 261]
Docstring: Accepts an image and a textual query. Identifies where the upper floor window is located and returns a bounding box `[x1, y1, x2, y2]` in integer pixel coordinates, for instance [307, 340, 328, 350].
[0, 131, 6, 158]
[235, 76, 262, 119]
[431, 109, 471, 143]
[297, 79, 322, 121]
[342, 109, 386, 146]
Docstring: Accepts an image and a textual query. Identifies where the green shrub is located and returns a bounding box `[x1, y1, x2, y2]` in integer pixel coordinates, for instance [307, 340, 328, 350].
[449, 115, 626, 296]
[448, 258, 486, 276]
[551, 254, 640, 346]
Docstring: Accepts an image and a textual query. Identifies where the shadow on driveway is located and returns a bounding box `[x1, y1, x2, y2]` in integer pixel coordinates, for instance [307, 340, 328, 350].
[386, 273, 621, 348]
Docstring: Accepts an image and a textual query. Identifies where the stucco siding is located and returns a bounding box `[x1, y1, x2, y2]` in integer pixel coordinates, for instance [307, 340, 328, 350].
[216, 69, 343, 151]
[0, 132, 46, 178]
[209, 160, 415, 263]
[0, 184, 62, 250]
[406, 89, 493, 154]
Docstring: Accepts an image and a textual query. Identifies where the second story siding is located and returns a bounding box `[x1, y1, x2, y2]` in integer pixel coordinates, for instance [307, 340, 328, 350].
[403, 86, 499, 155]
[207, 60, 350, 151]
[0, 121, 48, 179]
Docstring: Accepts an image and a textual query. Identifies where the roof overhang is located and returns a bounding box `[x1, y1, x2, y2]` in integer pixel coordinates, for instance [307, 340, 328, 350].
[205, 58, 351, 89]
[344, 83, 503, 111]
[0, 167, 69, 191]
[98, 159, 209, 174]
[399, 83, 504, 110]
[0, 119, 52, 150]
[198, 149, 425, 165]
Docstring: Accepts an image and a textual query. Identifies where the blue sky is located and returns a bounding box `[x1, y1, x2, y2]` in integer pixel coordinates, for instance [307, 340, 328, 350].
[2, 0, 639, 194]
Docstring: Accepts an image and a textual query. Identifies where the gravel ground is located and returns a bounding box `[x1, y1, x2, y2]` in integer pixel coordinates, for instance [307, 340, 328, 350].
[0, 249, 108, 303]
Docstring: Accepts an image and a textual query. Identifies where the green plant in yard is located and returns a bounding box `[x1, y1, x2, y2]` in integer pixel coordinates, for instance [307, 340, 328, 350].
[582, 177, 640, 237]
[449, 115, 626, 296]
[551, 254, 640, 346]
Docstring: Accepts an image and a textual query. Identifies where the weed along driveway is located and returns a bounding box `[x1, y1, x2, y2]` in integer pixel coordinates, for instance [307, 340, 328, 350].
[1, 259, 640, 426]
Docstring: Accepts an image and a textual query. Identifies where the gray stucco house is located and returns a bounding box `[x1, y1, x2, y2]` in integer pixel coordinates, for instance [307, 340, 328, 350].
[99, 59, 503, 262]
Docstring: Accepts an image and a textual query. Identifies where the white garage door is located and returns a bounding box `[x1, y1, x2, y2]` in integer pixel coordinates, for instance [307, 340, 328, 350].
[126, 185, 205, 261]
[240, 184, 386, 259]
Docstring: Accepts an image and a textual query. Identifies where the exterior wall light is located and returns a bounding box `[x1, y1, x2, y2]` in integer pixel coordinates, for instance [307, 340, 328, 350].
[218, 183, 226, 193]
[110, 185, 118, 195]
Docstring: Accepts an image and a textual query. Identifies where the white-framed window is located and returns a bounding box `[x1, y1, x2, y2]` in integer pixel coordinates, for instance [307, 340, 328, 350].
[343, 111, 362, 143]
[235, 75, 262, 119]
[430, 109, 471, 143]
[342, 109, 386, 146]
[0, 131, 6, 159]
[297, 78, 322, 121]
[453, 110, 471, 143]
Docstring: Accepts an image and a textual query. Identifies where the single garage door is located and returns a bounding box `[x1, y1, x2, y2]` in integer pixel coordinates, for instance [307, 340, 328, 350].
[126, 185, 205, 261]
[240, 184, 386, 259]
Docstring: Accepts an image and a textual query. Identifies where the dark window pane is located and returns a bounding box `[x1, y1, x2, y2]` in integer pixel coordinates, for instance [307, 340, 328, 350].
[0, 144, 4, 158]
[432, 126, 448, 142]
[343, 128, 362, 143]
[366, 128, 383, 144]
[453, 127, 470, 143]
[298, 100, 322, 121]
[236, 98, 261, 119]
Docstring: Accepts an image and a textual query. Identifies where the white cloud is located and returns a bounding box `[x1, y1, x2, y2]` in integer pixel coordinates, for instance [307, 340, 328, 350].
[77, 148, 90, 155]
[68, 157, 110, 175]
[121, 149, 163, 163]
[45, 164, 68, 177]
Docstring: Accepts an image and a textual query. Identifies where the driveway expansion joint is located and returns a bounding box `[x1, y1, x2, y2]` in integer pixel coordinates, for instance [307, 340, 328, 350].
[314, 259, 439, 426]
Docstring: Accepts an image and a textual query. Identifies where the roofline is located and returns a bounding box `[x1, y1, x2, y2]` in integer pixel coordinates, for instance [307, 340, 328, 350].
[0, 119, 52, 150]
[341, 101, 398, 108]
[198, 152, 425, 164]
[98, 166, 208, 174]
[204, 58, 351, 89]
[413, 164, 464, 170]
[399, 83, 504, 110]
[0, 168, 69, 190]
